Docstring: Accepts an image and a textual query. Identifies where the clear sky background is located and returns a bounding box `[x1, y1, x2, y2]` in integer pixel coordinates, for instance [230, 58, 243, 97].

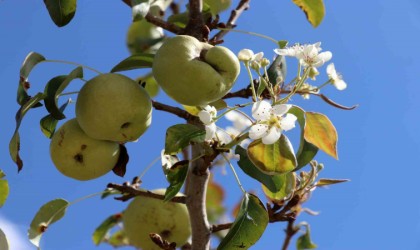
[0, 0, 419, 249]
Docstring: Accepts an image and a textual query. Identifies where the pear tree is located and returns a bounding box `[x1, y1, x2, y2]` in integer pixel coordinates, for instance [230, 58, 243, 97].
[3, 0, 355, 249]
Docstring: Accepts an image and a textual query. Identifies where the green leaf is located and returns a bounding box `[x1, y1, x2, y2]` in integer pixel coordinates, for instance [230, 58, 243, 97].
[262, 173, 296, 203]
[111, 54, 154, 72]
[92, 213, 123, 245]
[296, 224, 317, 250]
[218, 193, 268, 250]
[10, 93, 46, 172]
[18, 52, 46, 105]
[267, 54, 287, 86]
[247, 135, 297, 175]
[288, 106, 318, 170]
[0, 228, 9, 250]
[235, 146, 286, 193]
[28, 199, 69, 248]
[164, 124, 205, 155]
[316, 178, 349, 187]
[164, 160, 189, 202]
[40, 99, 71, 138]
[304, 112, 338, 159]
[292, 0, 325, 27]
[167, 12, 189, 28]
[43, 0, 77, 27]
[44, 67, 83, 120]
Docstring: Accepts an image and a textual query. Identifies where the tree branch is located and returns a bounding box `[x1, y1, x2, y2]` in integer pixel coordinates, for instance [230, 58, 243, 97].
[185, 122, 212, 250]
[152, 100, 194, 120]
[121, 0, 184, 34]
[210, 0, 251, 44]
[211, 222, 233, 233]
[184, 0, 208, 41]
[107, 183, 187, 203]
[281, 219, 299, 250]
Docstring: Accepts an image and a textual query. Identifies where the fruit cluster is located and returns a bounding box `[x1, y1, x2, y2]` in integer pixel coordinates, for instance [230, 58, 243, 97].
[50, 73, 152, 181]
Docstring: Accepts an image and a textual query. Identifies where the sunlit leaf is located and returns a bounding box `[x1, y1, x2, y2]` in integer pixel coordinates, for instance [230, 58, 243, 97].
[112, 144, 129, 177]
[288, 106, 318, 170]
[236, 146, 286, 193]
[262, 173, 295, 204]
[292, 0, 325, 27]
[28, 199, 69, 248]
[44, 67, 83, 120]
[0, 228, 9, 250]
[316, 178, 349, 187]
[304, 112, 338, 159]
[111, 54, 154, 72]
[218, 193, 268, 250]
[10, 93, 46, 172]
[247, 135, 297, 175]
[18, 52, 46, 105]
[296, 223, 317, 250]
[164, 124, 205, 155]
[43, 0, 77, 27]
[164, 160, 189, 202]
[40, 99, 71, 138]
[92, 213, 123, 245]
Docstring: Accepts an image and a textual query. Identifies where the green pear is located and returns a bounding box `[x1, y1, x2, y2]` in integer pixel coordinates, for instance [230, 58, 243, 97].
[152, 35, 240, 106]
[126, 20, 164, 54]
[204, 0, 231, 15]
[123, 189, 191, 249]
[49, 119, 120, 181]
[76, 73, 152, 142]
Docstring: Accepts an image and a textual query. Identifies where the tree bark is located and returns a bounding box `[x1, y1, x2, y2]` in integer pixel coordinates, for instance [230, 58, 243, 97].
[185, 143, 211, 250]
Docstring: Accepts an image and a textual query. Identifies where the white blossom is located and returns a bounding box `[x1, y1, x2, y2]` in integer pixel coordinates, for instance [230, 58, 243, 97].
[198, 105, 217, 140]
[327, 63, 347, 90]
[274, 42, 332, 68]
[237, 49, 255, 61]
[249, 101, 297, 144]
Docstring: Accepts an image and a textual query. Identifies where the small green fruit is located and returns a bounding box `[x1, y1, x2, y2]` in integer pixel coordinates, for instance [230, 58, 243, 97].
[204, 0, 231, 15]
[123, 189, 191, 249]
[152, 35, 240, 106]
[76, 73, 152, 142]
[126, 20, 164, 54]
[50, 119, 120, 181]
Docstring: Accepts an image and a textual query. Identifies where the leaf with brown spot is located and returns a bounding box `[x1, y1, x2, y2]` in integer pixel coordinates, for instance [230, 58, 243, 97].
[304, 112, 338, 159]
[112, 144, 129, 177]
[92, 213, 123, 245]
[292, 0, 325, 27]
[28, 199, 69, 248]
[17, 52, 46, 105]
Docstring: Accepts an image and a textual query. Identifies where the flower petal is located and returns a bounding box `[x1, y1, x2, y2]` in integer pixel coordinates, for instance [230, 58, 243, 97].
[326, 63, 336, 76]
[253, 52, 264, 61]
[252, 100, 272, 121]
[262, 127, 281, 144]
[318, 51, 332, 65]
[238, 49, 254, 61]
[280, 114, 297, 131]
[249, 124, 269, 140]
[198, 110, 213, 125]
[272, 104, 292, 116]
[205, 123, 216, 140]
[334, 79, 347, 90]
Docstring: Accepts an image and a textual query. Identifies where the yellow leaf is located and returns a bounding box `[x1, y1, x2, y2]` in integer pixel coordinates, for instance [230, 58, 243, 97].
[292, 0, 325, 27]
[304, 112, 338, 159]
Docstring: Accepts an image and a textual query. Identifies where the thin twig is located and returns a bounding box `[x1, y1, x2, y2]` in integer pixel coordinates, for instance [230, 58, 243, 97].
[281, 219, 299, 250]
[107, 183, 187, 203]
[211, 223, 233, 233]
[210, 0, 251, 44]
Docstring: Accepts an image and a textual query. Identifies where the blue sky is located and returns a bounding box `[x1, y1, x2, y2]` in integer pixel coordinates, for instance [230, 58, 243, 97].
[1, 0, 420, 249]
